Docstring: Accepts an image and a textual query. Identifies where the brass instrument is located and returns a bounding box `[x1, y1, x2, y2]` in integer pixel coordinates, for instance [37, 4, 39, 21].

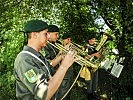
[47, 41, 98, 69]
[71, 42, 85, 51]
[90, 32, 113, 63]
[60, 33, 113, 99]
[96, 32, 113, 51]
[79, 32, 113, 81]
[66, 42, 87, 56]
[57, 39, 87, 56]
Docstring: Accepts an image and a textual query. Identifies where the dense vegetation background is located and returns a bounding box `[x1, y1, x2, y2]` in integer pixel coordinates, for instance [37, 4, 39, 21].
[0, 0, 133, 99]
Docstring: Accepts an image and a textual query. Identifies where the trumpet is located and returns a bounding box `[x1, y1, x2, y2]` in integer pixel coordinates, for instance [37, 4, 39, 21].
[66, 42, 88, 56]
[47, 41, 98, 69]
[57, 39, 87, 56]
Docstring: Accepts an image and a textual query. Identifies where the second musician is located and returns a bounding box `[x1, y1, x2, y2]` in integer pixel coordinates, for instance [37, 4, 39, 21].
[41, 27, 73, 100]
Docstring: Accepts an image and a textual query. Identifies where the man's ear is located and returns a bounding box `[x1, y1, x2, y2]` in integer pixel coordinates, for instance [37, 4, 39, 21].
[32, 32, 38, 38]
[47, 33, 50, 38]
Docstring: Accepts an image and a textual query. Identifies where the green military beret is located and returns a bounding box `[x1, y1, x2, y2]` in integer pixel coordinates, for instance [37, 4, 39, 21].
[62, 33, 71, 39]
[48, 25, 59, 32]
[24, 19, 48, 33]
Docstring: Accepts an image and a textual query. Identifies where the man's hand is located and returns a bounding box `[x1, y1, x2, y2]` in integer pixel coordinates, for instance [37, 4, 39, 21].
[91, 52, 101, 58]
[60, 50, 77, 69]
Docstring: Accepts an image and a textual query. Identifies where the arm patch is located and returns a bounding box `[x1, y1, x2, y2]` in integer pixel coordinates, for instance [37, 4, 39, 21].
[24, 69, 37, 83]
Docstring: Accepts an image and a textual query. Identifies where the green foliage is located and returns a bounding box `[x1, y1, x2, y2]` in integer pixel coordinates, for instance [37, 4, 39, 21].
[0, 71, 16, 100]
[0, 0, 133, 99]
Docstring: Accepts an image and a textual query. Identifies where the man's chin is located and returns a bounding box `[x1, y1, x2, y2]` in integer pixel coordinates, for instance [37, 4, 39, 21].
[52, 39, 57, 42]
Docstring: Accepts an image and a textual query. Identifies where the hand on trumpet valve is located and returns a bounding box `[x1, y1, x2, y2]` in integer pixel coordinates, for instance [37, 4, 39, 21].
[61, 50, 77, 69]
[64, 43, 74, 51]
[57, 50, 65, 59]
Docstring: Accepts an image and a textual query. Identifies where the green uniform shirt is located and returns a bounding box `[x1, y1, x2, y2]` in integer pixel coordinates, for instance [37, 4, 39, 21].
[43, 43, 59, 60]
[14, 46, 52, 100]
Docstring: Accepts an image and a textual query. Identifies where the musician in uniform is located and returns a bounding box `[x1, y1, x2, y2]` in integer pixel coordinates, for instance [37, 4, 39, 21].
[41, 26, 73, 99]
[14, 19, 76, 100]
[40, 25, 59, 62]
[85, 31, 101, 100]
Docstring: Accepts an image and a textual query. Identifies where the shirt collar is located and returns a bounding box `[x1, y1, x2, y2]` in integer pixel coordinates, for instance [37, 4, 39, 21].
[23, 46, 46, 61]
[23, 46, 40, 57]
